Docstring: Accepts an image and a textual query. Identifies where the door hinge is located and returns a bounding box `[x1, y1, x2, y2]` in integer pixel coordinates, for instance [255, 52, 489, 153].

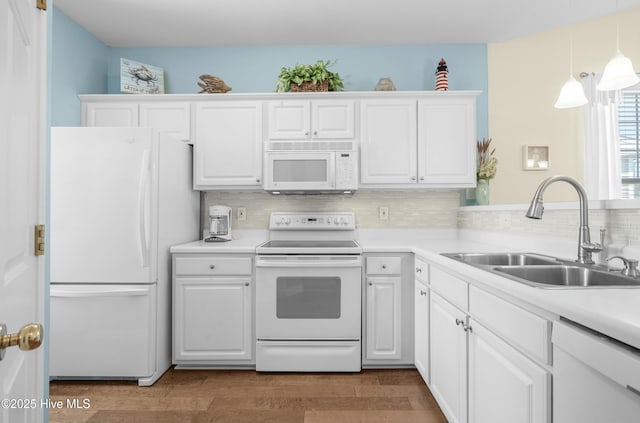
[36, 0, 46, 11]
[34, 224, 45, 256]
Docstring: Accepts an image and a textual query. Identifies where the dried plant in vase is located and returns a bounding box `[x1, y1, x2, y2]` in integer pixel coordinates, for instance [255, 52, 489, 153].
[477, 137, 498, 180]
[476, 138, 498, 205]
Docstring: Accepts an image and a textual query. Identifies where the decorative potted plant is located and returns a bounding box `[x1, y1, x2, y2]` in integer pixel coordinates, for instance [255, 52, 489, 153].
[276, 60, 344, 92]
[476, 137, 498, 205]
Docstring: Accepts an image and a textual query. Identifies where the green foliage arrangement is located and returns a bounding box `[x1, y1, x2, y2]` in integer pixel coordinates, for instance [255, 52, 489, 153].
[276, 60, 344, 92]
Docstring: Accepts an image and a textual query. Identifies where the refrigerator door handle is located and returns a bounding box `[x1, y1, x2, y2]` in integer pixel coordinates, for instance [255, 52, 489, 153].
[138, 150, 151, 268]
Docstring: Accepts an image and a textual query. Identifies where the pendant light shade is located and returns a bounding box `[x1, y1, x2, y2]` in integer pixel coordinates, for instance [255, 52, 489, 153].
[597, 52, 640, 91]
[555, 75, 589, 108]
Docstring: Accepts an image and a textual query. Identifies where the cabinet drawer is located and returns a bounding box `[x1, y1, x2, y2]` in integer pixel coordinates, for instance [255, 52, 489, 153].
[174, 256, 253, 276]
[414, 258, 428, 283]
[366, 257, 402, 275]
[430, 266, 468, 311]
[470, 286, 551, 365]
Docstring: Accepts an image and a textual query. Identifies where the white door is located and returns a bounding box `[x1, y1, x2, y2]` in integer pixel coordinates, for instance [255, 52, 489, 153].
[0, 1, 47, 422]
[430, 292, 468, 423]
[360, 99, 418, 184]
[417, 97, 476, 186]
[193, 101, 263, 188]
[468, 320, 550, 423]
[414, 279, 429, 383]
[366, 276, 402, 360]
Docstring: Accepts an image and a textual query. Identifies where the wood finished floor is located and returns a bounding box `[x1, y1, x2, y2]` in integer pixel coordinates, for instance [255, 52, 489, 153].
[49, 368, 447, 423]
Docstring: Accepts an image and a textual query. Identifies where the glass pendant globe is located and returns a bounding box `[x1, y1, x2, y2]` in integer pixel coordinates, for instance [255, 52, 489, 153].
[597, 52, 640, 91]
[554, 76, 588, 109]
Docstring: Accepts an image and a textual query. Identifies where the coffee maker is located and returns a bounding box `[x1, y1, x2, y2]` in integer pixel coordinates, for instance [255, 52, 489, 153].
[205, 205, 232, 242]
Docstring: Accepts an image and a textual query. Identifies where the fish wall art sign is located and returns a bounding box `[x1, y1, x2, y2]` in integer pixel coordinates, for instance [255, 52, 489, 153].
[120, 58, 165, 94]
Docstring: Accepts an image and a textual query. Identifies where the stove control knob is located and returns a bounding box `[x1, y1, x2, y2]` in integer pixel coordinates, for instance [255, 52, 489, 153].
[340, 217, 347, 225]
[285, 218, 291, 225]
[333, 218, 340, 225]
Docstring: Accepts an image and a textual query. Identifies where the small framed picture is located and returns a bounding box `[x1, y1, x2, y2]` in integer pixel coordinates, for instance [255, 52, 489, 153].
[522, 145, 550, 170]
[120, 58, 165, 94]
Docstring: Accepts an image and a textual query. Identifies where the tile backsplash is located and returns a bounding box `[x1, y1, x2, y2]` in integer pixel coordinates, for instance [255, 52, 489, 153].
[203, 190, 640, 250]
[203, 190, 461, 230]
[458, 207, 640, 248]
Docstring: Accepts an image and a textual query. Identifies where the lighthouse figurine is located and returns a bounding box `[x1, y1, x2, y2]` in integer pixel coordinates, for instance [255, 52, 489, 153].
[435, 58, 449, 91]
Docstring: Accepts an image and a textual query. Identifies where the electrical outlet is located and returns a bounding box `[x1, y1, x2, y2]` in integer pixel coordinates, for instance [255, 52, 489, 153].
[379, 206, 389, 220]
[237, 207, 247, 221]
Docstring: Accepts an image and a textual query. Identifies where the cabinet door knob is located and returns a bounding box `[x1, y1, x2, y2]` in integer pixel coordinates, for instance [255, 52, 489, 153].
[420, 290, 427, 296]
[381, 264, 387, 269]
[245, 282, 250, 287]
[256, 179, 261, 183]
[368, 282, 373, 286]
[411, 176, 417, 181]
[416, 267, 422, 273]
[455, 318, 464, 326]
[209, 264, 215, 269]
[419, 176, 425, 181]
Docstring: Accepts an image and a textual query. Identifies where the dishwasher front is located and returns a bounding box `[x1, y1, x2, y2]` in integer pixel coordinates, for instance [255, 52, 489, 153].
[552, 320, 640, 423]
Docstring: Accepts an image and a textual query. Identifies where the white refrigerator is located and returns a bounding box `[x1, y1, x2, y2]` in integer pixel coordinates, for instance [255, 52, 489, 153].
[50, 127, 199, 386]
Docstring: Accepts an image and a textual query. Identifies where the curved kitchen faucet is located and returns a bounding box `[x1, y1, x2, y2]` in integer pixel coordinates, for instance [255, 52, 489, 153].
[526, 175, 603, 264]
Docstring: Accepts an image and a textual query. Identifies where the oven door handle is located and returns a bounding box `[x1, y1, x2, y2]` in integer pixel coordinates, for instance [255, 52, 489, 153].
[255, 256, 362, 268]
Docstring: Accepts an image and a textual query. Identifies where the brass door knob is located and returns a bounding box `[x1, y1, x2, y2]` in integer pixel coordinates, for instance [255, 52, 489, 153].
[0, 323, 43, 361]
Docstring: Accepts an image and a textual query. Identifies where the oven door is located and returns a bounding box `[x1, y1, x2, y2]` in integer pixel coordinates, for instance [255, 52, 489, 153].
[263, 151, 335, 191]
[255, 255, 362, 340]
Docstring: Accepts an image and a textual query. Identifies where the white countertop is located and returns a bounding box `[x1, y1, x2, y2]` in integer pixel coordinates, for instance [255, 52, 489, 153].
[170, 228, 640, 350]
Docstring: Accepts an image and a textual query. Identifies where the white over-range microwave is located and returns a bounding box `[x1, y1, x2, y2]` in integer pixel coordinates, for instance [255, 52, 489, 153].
[263, 142, 358, 194]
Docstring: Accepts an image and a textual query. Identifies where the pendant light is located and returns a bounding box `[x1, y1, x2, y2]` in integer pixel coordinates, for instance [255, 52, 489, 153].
[555, 1, 588, 109]
[597, 0, 639, 91]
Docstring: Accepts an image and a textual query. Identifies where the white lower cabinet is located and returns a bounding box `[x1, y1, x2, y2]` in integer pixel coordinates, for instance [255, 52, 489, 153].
[414, 258, 429, 383]
[173, 254, 254, 365]
[426, 263, 551, 423]
[468, 320, 550, 423]
[363, 254, 414, 366]
[366, 276, 402, 360]
[430, 291, 468, 423]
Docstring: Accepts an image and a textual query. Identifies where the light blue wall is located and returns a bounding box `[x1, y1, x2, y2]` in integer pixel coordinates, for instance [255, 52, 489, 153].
[50, 7, 488, 137]
[108, 45, 489, 137]
[51, 7, 109, 126]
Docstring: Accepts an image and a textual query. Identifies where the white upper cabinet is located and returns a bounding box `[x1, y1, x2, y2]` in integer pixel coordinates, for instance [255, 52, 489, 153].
[193, 101, 263, 189]
[83, 101, 190, 140]
[359, 92, 479, 188]
[360, 99, 417, 184]
[139, 102, 190, 140]
[83, 102, 138, 127]
[418, 96, 476, 186]
[267, 99, 355, 140]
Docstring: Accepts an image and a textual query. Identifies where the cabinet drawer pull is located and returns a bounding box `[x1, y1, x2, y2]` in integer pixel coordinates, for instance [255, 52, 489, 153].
[381, 264, 387, 269]
[209, 264, 215, 269]
[420, 290, 427, 296]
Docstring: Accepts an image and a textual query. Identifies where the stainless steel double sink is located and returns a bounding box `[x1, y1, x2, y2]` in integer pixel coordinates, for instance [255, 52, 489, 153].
[442, 252, 640, 289]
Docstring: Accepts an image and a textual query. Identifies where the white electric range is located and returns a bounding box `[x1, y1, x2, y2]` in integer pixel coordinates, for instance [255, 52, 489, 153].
[255, 212, 362, 372]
